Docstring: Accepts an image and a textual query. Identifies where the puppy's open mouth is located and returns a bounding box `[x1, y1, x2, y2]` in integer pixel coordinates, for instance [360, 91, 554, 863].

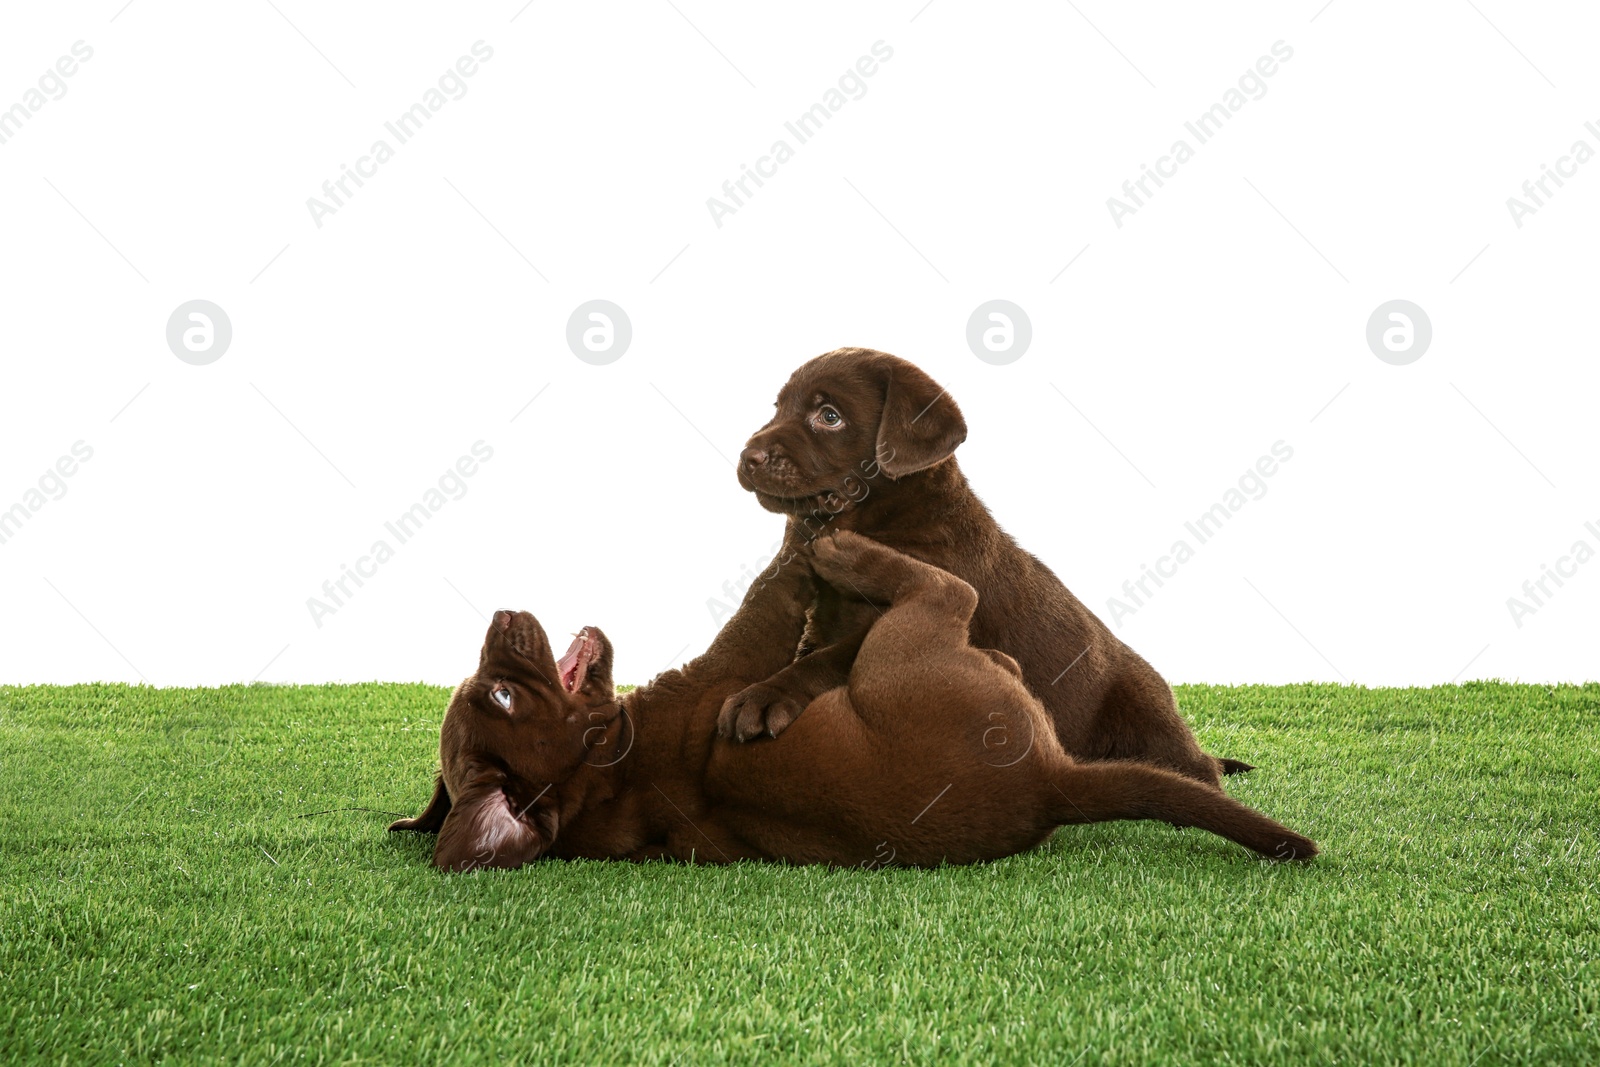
[556, 628, 600, 692]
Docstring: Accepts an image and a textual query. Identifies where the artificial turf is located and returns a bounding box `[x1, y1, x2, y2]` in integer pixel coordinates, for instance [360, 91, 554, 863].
[1, 681, 1595, 1065]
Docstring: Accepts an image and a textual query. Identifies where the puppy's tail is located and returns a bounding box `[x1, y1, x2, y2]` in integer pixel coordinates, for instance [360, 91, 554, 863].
[1051, 761, 1315, 861]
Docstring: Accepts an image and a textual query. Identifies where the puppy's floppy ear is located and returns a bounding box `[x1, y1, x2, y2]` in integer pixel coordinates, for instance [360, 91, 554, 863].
[388, 773, 452, 834]
[873, 361, 967, 478]
[431, 767, 558, 872]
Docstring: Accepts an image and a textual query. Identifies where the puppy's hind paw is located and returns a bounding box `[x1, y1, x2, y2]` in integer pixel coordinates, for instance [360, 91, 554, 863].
[809, 530, 890, 594]
[1267, 833, 1318, 862]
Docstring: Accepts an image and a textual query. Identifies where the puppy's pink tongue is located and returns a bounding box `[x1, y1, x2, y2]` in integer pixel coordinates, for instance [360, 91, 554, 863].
[556, 629, 590, 691]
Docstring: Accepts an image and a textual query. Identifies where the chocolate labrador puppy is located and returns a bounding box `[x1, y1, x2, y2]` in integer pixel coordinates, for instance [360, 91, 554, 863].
[391, 531, 1314, 870]
[720, 348, 1248, 787]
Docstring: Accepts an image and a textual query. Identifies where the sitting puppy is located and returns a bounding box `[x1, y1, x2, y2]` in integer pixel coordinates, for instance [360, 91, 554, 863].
[392, 531, 1315, 871]
[721, 348, 1248, 787]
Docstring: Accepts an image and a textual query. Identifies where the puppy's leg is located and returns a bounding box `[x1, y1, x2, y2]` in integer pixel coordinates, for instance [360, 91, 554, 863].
[699, 527, 821, 687]
[808, 530, 985, 730]
[810, 530, 977, 621]
[717, 634, 863, 742]
[718, 584, 882, 741]
[1089, 672, 1235, 789]
[717, 540, 951, 743]
[1051, 761, 1315, 861]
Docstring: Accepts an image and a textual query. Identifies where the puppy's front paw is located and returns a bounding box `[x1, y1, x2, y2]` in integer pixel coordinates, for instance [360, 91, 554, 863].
[717, 682, 806, 742]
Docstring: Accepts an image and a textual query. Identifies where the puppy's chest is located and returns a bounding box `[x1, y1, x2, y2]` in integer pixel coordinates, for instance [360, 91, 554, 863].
[551, 792, 648, 860]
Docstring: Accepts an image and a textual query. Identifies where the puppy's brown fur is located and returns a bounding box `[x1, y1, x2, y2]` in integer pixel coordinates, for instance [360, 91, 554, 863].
[722, 348, 1247, 787]
[393, 532, 1314, 870]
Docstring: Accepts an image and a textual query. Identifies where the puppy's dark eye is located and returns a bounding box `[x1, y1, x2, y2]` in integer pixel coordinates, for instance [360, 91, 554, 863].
[818, 406, 843, 427]
[491, 686, 513, 711]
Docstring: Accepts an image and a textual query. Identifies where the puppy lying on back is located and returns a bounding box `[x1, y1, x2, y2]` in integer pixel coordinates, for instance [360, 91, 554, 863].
[720, 347, 1250, 787]
[391, 531, 1314, 870]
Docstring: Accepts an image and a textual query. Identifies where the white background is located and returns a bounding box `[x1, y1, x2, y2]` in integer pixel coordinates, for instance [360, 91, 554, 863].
[1, 1, 1595, 689]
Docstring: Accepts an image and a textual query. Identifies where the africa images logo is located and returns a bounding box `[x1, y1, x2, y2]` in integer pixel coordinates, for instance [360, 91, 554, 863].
[1105, 40, 1294, 228]
[304, 41, 495, 229]
[704, 41, 894, 228]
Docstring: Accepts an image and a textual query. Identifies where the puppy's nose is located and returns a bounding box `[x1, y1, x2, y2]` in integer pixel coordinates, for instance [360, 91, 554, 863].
[741, 446, 769, 468]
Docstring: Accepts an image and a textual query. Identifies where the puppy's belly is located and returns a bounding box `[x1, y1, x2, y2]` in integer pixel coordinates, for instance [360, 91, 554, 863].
[704, 690, 1062, 865]
[704, 688, 872, 817]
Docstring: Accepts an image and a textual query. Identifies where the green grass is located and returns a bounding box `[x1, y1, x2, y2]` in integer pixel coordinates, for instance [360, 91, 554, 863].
[2, 682, 1596, 1065]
